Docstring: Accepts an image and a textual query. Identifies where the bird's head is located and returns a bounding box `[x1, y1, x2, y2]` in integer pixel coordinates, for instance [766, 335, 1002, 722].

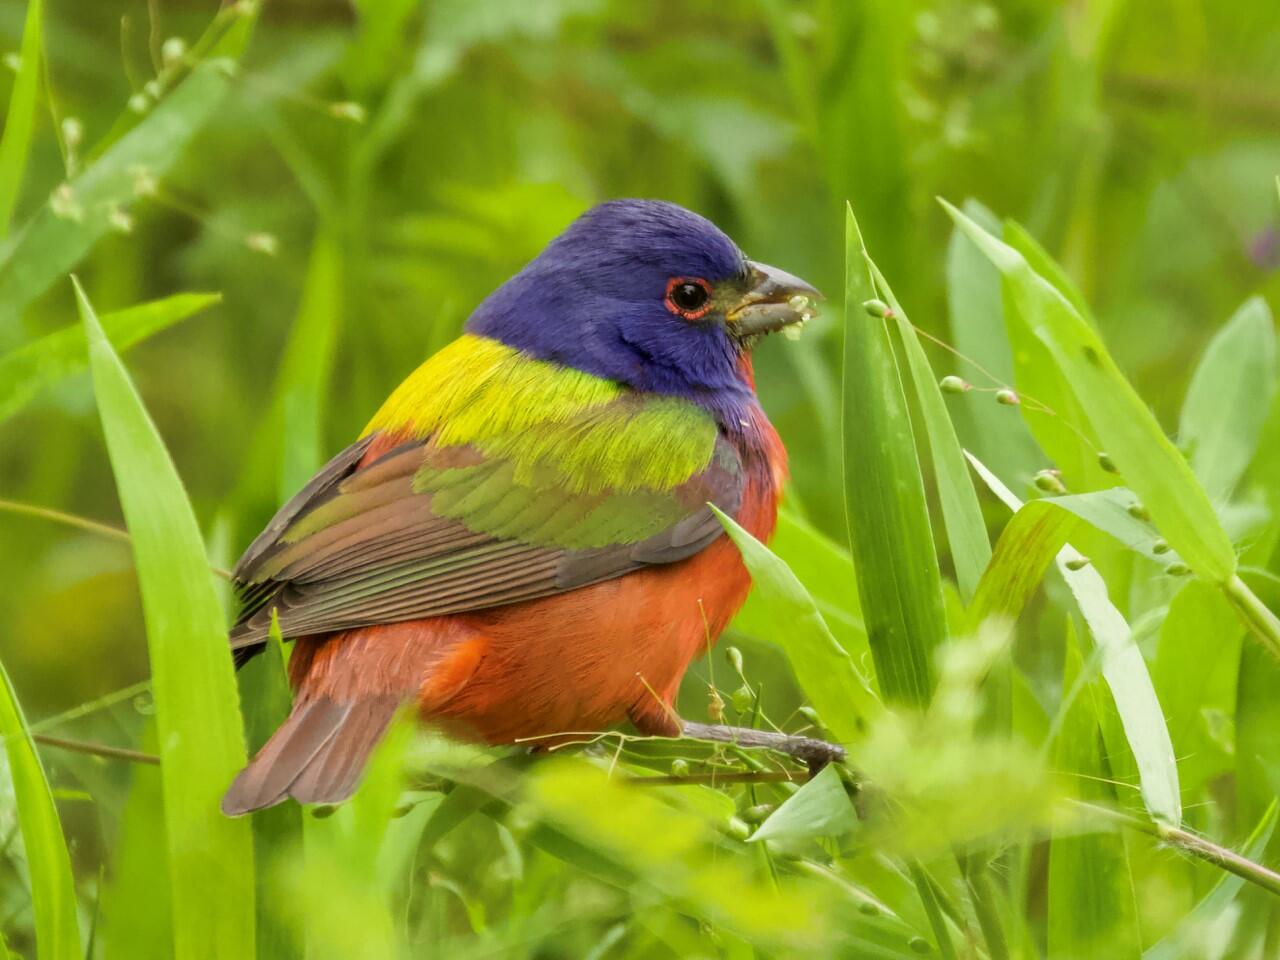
[466, 199, 820, 422]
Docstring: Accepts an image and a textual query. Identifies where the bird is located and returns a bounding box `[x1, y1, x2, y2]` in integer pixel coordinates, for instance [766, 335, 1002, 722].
[221, 198, 839, 815]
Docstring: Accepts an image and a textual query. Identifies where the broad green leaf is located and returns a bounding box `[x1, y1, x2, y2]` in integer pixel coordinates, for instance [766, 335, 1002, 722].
[0, 293, 219, 424]
[945, 201, 1237, 584]
[100, 724, 171, 960]
[945, 199, 1041, 486]
[750, 765, 858, 846]
[277, 228, 343, 498]
[866, 255, 991, 603]
[1179, 297, 1277, 501]
[1042, 488, 1186, 567]
[1236, 569, 1280, 826]
[842, 204, 947, 705]
[732, 506, 867, 665]
[0, 64, 233, 340]
[78, 279, 254, 959]
[0, 657, 80, 960]
[0, 0, 43, 237]
[969, 453, 1181, 824]
[1048, 634, 1142, 960]
[714, 507, 877, 744]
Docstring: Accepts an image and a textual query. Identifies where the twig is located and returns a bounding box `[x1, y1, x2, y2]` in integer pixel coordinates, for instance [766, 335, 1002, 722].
[1073, 800, 1280, 899]
[31, 733, 159, 765]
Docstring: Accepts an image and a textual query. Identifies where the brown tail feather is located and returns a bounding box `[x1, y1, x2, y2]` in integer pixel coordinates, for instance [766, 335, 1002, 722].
[221, 694, 401, 816]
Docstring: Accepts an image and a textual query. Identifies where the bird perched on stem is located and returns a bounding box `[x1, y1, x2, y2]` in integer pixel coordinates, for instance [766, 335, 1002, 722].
[222, 199, 840, 815]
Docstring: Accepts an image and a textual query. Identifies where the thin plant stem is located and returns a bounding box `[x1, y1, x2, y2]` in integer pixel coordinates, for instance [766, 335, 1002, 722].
[31, 733, 159, 765]
[1223, 574, 1280, 660]
[0, 496, 233, 579]
[1073, 800, 1280, 899]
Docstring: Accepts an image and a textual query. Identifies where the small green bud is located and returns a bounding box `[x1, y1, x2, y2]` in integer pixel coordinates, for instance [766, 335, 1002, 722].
[862, 298, 891, 318]
[1034, 469, 1067, 495]
[1165, 562, 1191, 576]
[909, 936, 932, 954]
[311, 804, 337, 819]
[731, 684, 754, 714]
[328, 101, 367, 123]
[669, 758, 690, 778]
[1127, 502, 1151, 522]
[726, 817, 751, 841]
[161, 36, 187, 67]
[857, 900, 880, 916]
[741, 803, 774, 824]
[1097, 451, 1118, 473]
[939, 375, 971, 394]
[1064, 557, 1089, 571]
[1152, 539, 1170, 555]
[995, 388, 1020, 406]
[726, 645, 744, 675]
[797, 705, 822, 729]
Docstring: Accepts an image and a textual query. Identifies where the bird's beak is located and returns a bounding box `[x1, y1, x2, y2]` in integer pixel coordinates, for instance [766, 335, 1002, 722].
[726, 260, 823, 339]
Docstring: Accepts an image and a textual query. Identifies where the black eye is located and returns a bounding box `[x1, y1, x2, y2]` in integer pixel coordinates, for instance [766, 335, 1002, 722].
[664, 277, 712, 319]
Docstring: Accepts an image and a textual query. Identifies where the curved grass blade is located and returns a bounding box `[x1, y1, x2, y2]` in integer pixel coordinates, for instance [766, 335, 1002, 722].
[77, 279, 254, 959]
[968, 452, 1181, 824]
[1179, 297, 1277, 502]
[0, 0, 43, 238]
[842, 204, 946, 706]
[715, 507, 877, 744]
[864, 255, 991, 604]
[0, 657, 81, 960]
[0, 63, 233, 338]
[943, 200, 1236, 585]
[0, 293, 219, 424]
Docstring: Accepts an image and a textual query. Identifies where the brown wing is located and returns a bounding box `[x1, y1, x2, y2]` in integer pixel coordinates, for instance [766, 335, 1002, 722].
[229, 432, 743, 663]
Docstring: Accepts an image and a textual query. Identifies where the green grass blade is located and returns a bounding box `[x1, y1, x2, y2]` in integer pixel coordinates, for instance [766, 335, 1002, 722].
[1178, 297, 1277, 502]
[841, 203, 947, 705]
[1048, 631, 1142, 960]
[969, 453, 1181, 824]
[865, 256, 992, 603]
[77, 279, 254, 959]
[945, 199, 1041, 486]
[944, 200, 1237, 585]
[0, 657, 81, 960]
[0, 63, 233, 337]
[715, 507, 877, 744]
[0, 293, 219, 424]
[277, 228, 343, 497]
[0, 0, 43, 238]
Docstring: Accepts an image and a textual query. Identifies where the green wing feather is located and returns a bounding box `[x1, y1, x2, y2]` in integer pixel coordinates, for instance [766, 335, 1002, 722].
[230, 340, 742, 658]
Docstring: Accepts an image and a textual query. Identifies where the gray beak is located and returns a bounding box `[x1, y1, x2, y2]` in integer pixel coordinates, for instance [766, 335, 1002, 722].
[727, 260, 823, 338]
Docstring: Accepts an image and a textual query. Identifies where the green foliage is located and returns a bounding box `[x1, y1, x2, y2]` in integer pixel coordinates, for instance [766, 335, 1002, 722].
[2, 2, 1280, 958]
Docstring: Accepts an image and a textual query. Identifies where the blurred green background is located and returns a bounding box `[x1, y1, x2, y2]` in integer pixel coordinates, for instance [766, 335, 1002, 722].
[1, 0, 1279, 956]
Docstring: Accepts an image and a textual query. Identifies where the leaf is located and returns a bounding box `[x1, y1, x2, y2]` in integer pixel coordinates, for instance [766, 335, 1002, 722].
[0, 656, 81, 960]
[714, 507, 877, 744]
[842, 203, 947, 705]
[945, 199, 1041, 486]
[866, 253, 992, 603]
[969, 453, 1181, 825]
[945, 201, 1237, 584]
[750, 765, 858, 846]
[0, 0, 43, 237]
[0, 293, 219, 424]
[1179, 297, 1277, 501]
[276, 229, 343, 498]
[1047, 631, 1142, 960]
[0, 63, 233, 341]
[78, 278, 255, 959]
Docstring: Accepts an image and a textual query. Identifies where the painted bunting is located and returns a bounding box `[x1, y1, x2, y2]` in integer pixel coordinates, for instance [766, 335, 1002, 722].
[222, 199, 839, 815]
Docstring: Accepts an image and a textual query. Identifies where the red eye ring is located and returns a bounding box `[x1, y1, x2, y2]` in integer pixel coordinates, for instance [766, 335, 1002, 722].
[664, 276, 713, 320]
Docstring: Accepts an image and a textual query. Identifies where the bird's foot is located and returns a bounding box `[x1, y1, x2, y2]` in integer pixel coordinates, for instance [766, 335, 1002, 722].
[679, 721, 846, 777]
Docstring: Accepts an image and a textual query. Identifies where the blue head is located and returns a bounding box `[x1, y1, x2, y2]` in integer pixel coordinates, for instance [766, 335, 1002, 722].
[466, 199, 818, 425]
